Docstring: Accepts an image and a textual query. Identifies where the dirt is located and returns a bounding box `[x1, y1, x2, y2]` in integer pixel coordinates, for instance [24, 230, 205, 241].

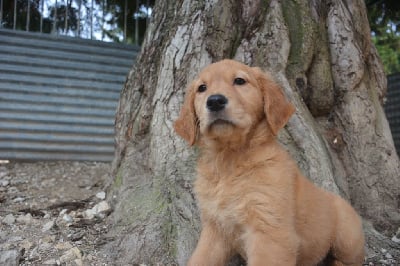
[0, 161, 399, 266]
[0, 161, 112, 265]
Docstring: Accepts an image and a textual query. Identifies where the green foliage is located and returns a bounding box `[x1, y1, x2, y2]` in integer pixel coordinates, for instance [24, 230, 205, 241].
[372, 34, 400, 74]
[1, 0, 79, 34]
[1, 0, 155, 44]
[97, 0, 155, 44]
[365, 0, 400, 74]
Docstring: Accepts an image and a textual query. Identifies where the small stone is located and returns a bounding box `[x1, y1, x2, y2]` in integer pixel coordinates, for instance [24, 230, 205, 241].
[92, 201, 111, 218]
[16, 213, 33, 224]
[12, 196, 25, 203]
[385, 252, 393, 259]
[0, 180, 9, 186]
[62, 214, 73, 223]
[55, 242, 73, 250]
[7, 186, 19, 193]
[392, 235, 400, 243]
[83, 201, 111, 219]
[381, 248, 387, 254]
[393, 227, 400, 242]
[9, 236, 23, 242]
[74, 258, 84, 266]
[0, 250, 20, 265]
[29, 246, 39, 261]
[83, 209, 95, 220]
[68, 231, 85, 242]
[42, 220, 56, 232]
[96, 191, 106, 200]
[38, 242, 53, 252]
[43, 258, 58, 265]
[3, 214, 15, 225]
[41, 235, 56, 243]
[0, 230, 6, 239]
[60, 247, 82, 263]
[59, 209, 68, 216]
[19, 239, 33, 250]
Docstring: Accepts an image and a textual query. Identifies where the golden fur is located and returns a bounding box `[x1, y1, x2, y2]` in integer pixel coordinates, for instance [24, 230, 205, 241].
[174, 60, 365, 266]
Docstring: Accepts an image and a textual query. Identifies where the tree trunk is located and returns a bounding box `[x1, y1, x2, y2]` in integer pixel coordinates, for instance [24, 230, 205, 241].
[105, 0, 400, 264]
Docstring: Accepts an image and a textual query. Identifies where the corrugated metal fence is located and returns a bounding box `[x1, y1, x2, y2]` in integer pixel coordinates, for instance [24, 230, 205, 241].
[385, 73, 400, 155]
[0, 29, 138, 161]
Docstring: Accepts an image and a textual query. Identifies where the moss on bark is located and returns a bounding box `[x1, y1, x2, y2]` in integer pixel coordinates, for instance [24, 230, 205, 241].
[281, 0, 316, 79]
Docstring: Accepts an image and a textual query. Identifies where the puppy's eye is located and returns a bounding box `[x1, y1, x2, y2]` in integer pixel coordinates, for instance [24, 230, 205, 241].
[198, 84, 207, 93]
[234, 77, 246, 85]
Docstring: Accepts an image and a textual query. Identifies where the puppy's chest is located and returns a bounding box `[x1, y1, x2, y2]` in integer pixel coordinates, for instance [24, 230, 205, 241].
[195, 167, 249, 231]
[198, 187, 242, 237]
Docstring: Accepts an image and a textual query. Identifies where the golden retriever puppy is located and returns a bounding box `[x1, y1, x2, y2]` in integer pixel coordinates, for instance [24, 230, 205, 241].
[174, 59, 365, 266]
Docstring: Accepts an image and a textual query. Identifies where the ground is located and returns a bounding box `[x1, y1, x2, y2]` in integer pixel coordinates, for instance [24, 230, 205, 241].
[0, 161, 399, 266]
[0, 161, 111, 265]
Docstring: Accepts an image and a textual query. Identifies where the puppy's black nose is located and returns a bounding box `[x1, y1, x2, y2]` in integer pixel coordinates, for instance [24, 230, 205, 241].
[207, 94, 228, 112]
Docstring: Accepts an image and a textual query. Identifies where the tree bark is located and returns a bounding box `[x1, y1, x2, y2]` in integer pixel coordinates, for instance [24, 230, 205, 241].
[105, 0, 400, 264]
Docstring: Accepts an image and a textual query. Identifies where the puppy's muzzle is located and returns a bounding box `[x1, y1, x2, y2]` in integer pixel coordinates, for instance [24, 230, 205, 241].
[207, 94, 228, 112]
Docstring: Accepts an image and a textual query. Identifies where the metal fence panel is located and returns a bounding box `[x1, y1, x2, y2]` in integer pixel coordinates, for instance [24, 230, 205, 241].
[385, 73, 400, 155]
[0, 29, 139, 161]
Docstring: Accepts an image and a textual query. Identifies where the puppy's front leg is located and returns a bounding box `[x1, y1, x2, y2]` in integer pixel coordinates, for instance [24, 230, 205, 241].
[188, 222, 231, 266]
[245, 231, 298, 266]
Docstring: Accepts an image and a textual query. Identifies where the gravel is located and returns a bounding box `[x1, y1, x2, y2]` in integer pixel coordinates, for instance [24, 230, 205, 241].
[0, 161, 111, 265]
[0, 161, 398, 265]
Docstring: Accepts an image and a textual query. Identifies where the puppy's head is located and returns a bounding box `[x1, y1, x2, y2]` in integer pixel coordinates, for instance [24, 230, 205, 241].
[174, 60, 295, 146]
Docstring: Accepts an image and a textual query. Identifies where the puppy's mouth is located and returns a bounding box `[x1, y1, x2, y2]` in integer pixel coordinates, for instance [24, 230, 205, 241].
[203, 111, 237, 134]
[210, 119, 234, 126]
[207, 118, 236, 129]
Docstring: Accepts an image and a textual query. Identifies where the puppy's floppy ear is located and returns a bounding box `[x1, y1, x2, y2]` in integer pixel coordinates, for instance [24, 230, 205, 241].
[174, 83, 198, 146]
[253, 67, 295, 135]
